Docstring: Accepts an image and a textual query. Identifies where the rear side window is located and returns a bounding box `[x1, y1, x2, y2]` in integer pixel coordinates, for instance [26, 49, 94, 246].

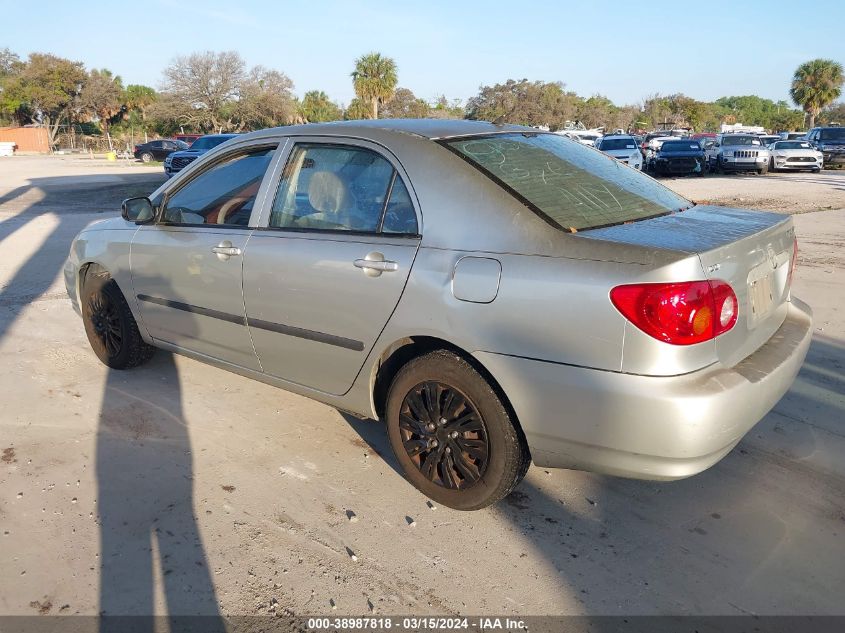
[443, 133, 689, 232]
[162, 147, 275, 226]
[270, 144, 418, 234]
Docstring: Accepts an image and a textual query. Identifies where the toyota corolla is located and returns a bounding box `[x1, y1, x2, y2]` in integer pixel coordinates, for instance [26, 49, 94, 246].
[65, 120, 812, 510]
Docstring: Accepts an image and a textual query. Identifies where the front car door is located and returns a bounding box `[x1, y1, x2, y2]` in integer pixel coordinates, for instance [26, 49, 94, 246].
[131, 141, 279, 370]
[243, 138, 421, 395]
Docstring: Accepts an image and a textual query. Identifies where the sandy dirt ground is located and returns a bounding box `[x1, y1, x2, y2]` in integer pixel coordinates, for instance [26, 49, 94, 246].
[0, 156, 843, 620]
[665, 168, 845, 213]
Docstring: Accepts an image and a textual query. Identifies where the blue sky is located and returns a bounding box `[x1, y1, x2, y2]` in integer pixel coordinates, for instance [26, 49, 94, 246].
[3, 0, 844, 107]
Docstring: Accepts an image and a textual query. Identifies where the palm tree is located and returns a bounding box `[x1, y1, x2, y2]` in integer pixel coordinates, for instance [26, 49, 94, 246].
[790, 59, 844, 128]
[350, 53, 398, 119]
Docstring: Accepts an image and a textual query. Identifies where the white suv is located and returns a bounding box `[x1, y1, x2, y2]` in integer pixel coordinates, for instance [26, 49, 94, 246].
[594, 135, 643, 170]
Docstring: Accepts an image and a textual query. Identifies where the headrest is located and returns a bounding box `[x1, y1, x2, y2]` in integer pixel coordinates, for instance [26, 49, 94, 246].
[308, 171, 348, 214]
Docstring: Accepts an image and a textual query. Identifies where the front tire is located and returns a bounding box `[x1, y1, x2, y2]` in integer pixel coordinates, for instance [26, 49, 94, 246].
[385, 351, 529, 510]
[81, 274, 155, 369]
[758, 164, 768, 175]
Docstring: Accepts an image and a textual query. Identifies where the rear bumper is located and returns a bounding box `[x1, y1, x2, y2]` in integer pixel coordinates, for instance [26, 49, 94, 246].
[476, 298, 813, 480]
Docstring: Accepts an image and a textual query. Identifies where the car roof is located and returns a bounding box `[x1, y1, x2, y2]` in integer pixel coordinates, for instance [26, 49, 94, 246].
[239, 119, 530, 142]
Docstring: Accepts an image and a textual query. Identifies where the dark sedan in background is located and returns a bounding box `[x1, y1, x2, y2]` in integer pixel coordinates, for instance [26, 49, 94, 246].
[645, 139, 706, 176]
[133, 139, 189, 163]
[164, 134, 238, 178]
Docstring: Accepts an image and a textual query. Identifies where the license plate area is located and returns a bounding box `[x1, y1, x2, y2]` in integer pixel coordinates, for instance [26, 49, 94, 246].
[748, 274, 774, 322]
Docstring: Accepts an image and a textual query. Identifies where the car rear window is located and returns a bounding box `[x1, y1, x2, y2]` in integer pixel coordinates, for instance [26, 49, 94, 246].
[443, 133, 690, 232]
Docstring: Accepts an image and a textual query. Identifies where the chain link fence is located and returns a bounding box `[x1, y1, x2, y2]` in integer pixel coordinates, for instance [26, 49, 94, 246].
[54, 125, 158, 156]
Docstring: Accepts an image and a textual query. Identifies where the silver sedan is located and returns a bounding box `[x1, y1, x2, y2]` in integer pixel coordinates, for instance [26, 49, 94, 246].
[65, 120, 812, 510]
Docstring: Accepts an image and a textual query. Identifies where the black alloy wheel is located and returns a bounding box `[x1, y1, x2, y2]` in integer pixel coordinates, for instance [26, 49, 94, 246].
[398, 381, 489, 490]
[385, 350, 530, 510]
[87, 290, 122, 359]
[81, 274, 155, 369]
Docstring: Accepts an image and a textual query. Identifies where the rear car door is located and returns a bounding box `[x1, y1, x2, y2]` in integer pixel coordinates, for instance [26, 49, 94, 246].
[243, 139, 421, 395]
[131, 141, 279, 370]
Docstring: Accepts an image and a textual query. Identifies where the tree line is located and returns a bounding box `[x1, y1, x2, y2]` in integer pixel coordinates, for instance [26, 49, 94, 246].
[0, 47, 842, 149]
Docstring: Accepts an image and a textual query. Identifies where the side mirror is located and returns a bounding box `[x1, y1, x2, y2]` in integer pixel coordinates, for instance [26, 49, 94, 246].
[121, 197, 155, 224]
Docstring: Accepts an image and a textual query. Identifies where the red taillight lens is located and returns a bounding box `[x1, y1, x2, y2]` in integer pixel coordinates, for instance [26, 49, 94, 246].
[610, 280, 738, 345]
[787, 236, 798, 289]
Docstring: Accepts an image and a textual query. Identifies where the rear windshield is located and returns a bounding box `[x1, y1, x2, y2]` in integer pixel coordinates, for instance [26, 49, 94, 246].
[600, 138, 638, 150]
[443, 133, 690, 232]
[819, 128, 845, 140]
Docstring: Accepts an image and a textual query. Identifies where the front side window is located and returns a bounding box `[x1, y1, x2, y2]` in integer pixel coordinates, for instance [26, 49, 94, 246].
[270, 144, 417, 234]
[162, 147, 275, 226]
[444, 133, 689, 232]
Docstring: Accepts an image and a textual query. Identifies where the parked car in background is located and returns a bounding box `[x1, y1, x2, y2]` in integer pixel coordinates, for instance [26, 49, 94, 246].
[758, 135, 781, 147]
[640, 131, 679, 156]
[566, 130, 602, 146]
[643, 135, 678, 158]
[64, 119, 811, 510]
[175, 133, 202, 145]
[805, 126, 845, 167]
[594, 134, 643, 169]
[779, 131, 807, 141]
[645, 138, 706, 176]
[768, 140, 823, 172]
[707, 134, 770, 174]
[133, 139, 188, 163]
[164, 134, 238, 178]
[691, 133, 717, 143]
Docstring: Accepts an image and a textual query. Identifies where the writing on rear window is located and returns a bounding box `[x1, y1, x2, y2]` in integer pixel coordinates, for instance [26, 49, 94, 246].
[445, 134, 689, 231]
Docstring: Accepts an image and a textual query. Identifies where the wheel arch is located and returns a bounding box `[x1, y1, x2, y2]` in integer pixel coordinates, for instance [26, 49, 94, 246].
[77, 260, 149, 340]
[369, 335, 530, 458]
[77, 261, 110, 301]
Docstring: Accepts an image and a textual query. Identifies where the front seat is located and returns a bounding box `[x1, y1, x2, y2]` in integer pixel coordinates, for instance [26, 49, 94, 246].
[297, 171, 352, 230]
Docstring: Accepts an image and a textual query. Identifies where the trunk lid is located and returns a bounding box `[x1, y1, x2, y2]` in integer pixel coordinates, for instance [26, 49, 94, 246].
[583, 205, 795, 368]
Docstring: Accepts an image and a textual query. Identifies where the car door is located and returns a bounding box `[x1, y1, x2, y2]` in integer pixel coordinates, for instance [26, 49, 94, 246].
[242, 139, 421, 395]
[158, 140, 176, 160]
[131, 141, 279, 370]
[146, 140, 163, 160]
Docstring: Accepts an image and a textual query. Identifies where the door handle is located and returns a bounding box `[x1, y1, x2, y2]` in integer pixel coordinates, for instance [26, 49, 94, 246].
[212, 240, 241, 261]
[354, 252, 398, 277]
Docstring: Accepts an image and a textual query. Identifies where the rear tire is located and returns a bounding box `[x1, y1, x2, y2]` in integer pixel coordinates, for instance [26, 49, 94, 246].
[385, 350, 530, 510]
[81, 274, 155, 369]
[140, 152, 153, 163]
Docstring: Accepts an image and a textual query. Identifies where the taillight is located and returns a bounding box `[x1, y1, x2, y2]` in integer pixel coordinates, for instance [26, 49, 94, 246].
[787, 236, 798, 288]
[610, 280, 738, 346]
